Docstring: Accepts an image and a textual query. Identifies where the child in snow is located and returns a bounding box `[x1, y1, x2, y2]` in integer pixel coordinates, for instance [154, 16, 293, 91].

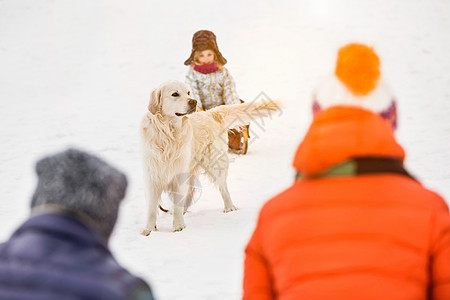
[185, 29, 249, 154]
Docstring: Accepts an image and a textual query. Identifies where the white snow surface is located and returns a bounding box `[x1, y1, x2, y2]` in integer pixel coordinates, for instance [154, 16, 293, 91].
[1, 1, 449, 299]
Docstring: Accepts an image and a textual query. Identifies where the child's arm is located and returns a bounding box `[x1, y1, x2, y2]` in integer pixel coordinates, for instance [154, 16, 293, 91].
[185, 67, 204, 109]
[223, 68, 241, 105]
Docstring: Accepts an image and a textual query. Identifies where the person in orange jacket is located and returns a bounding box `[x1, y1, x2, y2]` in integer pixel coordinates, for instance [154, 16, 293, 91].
[243, 43, 450, 300]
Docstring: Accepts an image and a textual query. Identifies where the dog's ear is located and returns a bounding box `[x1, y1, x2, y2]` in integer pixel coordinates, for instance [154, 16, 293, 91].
[148, 88, 162, 114]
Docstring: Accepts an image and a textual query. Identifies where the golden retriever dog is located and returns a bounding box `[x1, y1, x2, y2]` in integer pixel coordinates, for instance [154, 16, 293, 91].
[140, 80, 278, 235]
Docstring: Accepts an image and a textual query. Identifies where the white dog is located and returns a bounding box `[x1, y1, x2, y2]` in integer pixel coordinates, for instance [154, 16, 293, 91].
[140, 81, 278, 235]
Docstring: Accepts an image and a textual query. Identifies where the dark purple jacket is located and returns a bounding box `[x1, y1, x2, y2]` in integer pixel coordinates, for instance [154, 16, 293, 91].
[0, 213, 153, 300]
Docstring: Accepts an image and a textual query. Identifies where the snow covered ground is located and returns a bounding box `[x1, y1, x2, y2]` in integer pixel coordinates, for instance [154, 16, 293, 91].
[1, 0, 449, 299]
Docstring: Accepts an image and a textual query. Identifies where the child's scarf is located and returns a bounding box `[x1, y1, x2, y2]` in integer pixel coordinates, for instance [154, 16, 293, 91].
[194, 63, 219, 74]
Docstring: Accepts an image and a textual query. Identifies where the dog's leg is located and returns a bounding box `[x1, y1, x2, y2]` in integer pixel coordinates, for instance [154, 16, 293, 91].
[183, 174, 196, 214]
[172, 202, 185, 232]
[213, 154, 237, 213]
[218, 181, 237, 213]
[206, 143, 237, 213]
[142, 185, 162, 236]
[168, 177, 187, 232]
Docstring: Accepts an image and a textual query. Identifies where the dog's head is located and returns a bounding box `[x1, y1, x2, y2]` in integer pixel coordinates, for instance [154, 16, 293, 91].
[148, 81, 197, 118]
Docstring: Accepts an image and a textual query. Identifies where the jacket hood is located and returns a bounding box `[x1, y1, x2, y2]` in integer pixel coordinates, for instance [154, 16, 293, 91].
[293, 106, 405, 176]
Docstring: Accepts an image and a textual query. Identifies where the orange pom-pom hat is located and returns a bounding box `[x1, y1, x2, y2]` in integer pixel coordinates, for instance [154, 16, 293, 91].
[313, 43, 397, 130]
[335, 44, 380, 95]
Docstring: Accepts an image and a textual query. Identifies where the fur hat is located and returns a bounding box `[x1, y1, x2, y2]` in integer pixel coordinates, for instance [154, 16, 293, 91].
[30, 148, 128, 241]
[313, 43, 397, 129]
[184, 30, 227, 66]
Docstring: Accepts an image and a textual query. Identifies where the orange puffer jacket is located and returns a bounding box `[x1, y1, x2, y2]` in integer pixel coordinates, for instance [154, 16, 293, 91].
[243, 107, 450, 300]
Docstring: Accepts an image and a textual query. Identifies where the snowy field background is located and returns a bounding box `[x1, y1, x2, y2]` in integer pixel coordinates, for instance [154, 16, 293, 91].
[1, 0, 449, 299]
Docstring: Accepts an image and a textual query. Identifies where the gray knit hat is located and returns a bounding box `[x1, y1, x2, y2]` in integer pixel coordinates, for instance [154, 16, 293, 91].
[31, 148, 128, 240]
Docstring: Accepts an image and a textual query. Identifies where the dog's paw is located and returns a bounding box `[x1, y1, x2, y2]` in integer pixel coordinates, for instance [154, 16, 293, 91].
[141, 228, 151, 236]
[224, 205, 238, 213]
[173, 223, 186, 232]
[141, 225, 157, 236]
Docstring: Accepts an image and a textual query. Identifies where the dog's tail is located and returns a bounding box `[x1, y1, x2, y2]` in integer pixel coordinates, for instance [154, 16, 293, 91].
[208, 100, 281, 129]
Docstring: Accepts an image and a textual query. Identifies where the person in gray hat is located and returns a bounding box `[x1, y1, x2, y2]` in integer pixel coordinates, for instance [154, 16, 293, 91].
[0, 148, 154, 300]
